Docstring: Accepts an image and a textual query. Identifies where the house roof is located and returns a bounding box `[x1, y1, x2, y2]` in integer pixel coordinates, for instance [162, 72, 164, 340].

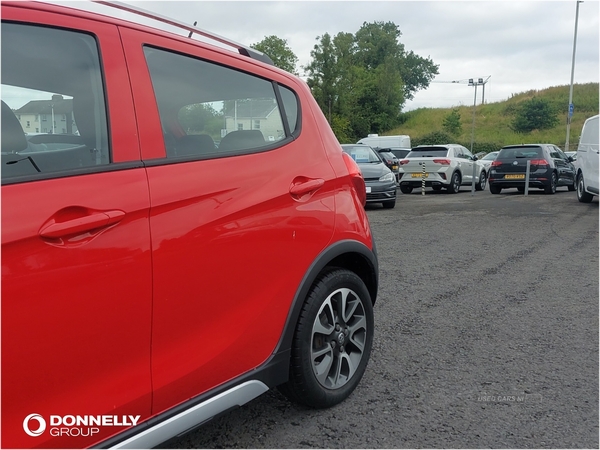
[15, 95, 73, 115]
[223, 99, 277, 119]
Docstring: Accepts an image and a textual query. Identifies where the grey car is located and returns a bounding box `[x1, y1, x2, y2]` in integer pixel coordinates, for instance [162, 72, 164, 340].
[341, 144, 397, 208]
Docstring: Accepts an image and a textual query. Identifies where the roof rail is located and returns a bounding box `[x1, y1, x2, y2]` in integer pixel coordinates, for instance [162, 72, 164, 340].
[92, 1, 274, 65]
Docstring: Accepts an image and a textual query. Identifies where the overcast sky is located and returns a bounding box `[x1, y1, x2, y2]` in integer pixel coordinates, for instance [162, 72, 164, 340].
[47, 1, 600, 112]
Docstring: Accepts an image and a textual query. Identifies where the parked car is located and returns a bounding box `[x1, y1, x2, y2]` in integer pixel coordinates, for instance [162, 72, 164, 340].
[341, 144, 397, 208]
[575, 115, 599, 202]
[565, 151, 577, 161]
[385, 147, 412, 161]
[374, 148, 400, 183]
[479, 151, 499, 170]
[397, 144, 487, 194]
[1, 2, 379, 448]
[488, 144, 576, 194]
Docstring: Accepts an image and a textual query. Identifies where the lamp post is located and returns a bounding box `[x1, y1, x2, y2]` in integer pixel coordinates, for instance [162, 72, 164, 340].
[565, 0, 583, 152]
[468, 77, 490, 153]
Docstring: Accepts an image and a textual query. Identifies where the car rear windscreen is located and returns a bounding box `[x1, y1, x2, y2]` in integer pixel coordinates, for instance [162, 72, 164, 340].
[406, 148, 448, 158]
[498, 147, 544, 159]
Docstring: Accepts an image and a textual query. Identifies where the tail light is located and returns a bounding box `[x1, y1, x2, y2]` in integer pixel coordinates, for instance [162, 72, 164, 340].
[490, 160, 502, 167]
[399, 159, 409, 165]
[529, 159, 549, 166]
[342, 151, 366, 207]
[433, 159, 451, 165]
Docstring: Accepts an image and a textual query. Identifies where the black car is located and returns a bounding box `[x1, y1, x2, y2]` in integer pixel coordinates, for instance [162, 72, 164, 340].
[488, 144, 576, 194]
[385, 147, 411, 161]
[341, 144, 397, 208]
[374, 148, 400, 183]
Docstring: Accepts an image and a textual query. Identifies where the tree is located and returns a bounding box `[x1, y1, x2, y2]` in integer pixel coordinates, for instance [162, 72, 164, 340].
[251, 36, 299, 75]
[304, 21, 438, 141]
[443, 109, 463, 136]
[511, 97, 559, 133]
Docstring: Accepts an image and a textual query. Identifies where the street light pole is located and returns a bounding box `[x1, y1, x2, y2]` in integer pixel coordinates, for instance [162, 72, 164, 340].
[565, 0, 583, 152]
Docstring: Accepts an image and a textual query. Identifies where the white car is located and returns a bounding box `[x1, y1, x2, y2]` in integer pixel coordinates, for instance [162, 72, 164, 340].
[479, 151, 499, 170]
[575, 115, 599, 203]
[398, 144, 487, 194]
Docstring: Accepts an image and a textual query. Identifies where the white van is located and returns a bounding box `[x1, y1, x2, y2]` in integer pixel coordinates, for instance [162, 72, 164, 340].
[575, 114, 599, 203]
[357, 134, 411, 149]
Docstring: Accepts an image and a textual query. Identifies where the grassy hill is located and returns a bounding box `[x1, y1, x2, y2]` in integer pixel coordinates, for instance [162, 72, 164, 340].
[389, 83, 598, 153]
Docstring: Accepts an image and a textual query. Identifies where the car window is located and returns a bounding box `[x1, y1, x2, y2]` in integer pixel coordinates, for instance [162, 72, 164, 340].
[1, 23, 110, 183]
[143, 46, 290, 158]
[482, 152, 498, 160]
[406, 148, 448, 158]
[498, 147, 543, 159]
[342, 145, 381, 163]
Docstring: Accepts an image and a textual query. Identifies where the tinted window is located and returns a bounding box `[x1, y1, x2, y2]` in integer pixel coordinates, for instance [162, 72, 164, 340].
[279, 85, 299, 134]
[498, 146, 544, 159]
[389, 149, 410, 159]
[143, 46, 288, 158]
[1, 23, 109, 183]
[407, 148, 449, 158]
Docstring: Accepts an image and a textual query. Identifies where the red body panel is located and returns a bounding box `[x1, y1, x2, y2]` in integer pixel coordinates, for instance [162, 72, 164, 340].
[1, 2, 376, 448]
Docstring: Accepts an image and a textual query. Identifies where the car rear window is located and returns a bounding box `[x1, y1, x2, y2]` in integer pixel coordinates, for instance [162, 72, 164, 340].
[406, 148, 448, 158]
[389, 149, 410, 159]
[498, 146, 544, 159]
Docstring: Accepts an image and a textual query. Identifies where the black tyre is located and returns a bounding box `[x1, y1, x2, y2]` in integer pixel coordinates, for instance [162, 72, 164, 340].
[568, 178, 576, 191]
[475, 171, 487, 191]
[577, 173, 594, 203]
[400, 185, 413, 194]
[382, 199, 396, 209]
[447, 172, 461, 194]
[278, 269, 374, 408]
[490, 183, 501, 194]
[544, 171, 557, 195]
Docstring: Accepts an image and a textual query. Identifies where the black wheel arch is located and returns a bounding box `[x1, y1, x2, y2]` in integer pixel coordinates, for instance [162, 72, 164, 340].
[272, 239, 378, 360]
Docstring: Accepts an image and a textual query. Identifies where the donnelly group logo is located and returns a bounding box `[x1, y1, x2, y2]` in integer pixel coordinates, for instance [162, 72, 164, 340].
[23, 414, 46, 437]
[23, 413, 141, 438]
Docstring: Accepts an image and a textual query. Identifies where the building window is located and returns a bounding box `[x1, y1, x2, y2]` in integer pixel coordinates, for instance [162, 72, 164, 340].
[237, 123, 243, 131]
[254, 120, 260, 130]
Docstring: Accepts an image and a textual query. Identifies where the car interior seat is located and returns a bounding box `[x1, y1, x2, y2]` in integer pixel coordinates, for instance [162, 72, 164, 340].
[218, 130, 265, 152]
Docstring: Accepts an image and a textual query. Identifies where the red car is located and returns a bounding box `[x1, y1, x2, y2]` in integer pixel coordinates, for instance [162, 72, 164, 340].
[1, 2, 378, 448]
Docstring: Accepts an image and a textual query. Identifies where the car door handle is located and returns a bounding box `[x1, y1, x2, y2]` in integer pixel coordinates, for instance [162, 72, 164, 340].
[289, 178, 325, 196]
[39, 210, 125, 238]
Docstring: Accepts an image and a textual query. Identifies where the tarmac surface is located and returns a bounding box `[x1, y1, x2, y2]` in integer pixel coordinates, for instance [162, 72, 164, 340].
[163, 186, 599, 449]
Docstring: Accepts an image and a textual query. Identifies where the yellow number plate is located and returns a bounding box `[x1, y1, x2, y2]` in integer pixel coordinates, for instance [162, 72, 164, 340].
[411, 173, 428, 178]
[504, 174, 525, 179]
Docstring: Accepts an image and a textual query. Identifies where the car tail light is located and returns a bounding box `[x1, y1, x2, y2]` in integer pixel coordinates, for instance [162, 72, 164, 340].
[399, 159, 409, 165]
[433, 159, 451, 165]
[529, 159, 549, 166]
[490, 160, 502, 167]
[342, 151, 366, 207]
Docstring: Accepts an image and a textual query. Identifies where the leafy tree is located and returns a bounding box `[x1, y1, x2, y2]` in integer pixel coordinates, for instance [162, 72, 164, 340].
[251, 36, 299, 75]
[511, 97, 559, 133]
[305, 21, 438, 141]
[443, 109, 462, 136]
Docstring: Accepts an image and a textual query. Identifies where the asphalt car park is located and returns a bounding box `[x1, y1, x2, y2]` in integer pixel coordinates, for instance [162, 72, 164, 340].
[163, 188, 598, 449]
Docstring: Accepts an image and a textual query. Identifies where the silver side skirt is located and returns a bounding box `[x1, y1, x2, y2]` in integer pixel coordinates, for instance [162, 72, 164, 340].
[111, 380, 269, 449]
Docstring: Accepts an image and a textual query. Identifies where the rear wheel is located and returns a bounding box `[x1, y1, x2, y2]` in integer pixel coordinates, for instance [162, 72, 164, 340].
[475, 171, 487, 191]
[544, 172, 557, 195]
[447, 172, 461, 194]
[490, 183, 501, 194]
[400, 185, 413, 194]
[278, 269, 374, 408]
[577, 173, 594, 203]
